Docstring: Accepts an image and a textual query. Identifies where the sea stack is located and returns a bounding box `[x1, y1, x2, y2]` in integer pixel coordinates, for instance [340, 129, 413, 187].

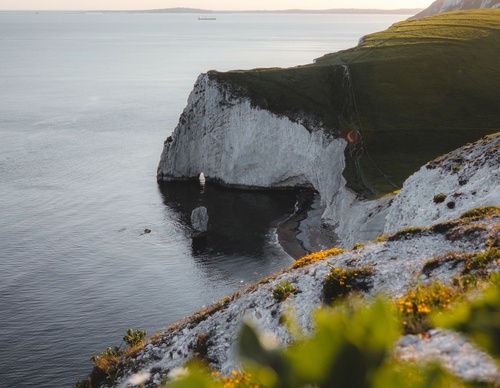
[190, 206, 209, 234]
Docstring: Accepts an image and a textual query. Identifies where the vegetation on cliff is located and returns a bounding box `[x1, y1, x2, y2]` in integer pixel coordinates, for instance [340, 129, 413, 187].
[168, 274, 500, 388]
[78, 206, 500, 387]
[211, 10, 500, 197]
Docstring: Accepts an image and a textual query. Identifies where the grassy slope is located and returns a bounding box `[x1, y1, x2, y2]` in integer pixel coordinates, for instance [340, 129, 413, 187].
[211, 10, 500, 197]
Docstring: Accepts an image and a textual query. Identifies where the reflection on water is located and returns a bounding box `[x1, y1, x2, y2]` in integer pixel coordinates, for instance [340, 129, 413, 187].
[158, 181, 301, 277]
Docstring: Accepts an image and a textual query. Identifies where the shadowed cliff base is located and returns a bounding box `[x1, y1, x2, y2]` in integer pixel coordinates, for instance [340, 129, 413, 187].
[158, 181, 338, 262]
[277, 192, 340, 259]
[158, 181, 298, 258]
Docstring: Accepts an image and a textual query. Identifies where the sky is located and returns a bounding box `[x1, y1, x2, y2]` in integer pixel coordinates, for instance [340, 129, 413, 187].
[0, 0, 433, 11]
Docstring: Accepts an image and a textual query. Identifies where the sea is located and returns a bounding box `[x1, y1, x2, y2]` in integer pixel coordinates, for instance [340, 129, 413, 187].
[0, 11, 412, 387]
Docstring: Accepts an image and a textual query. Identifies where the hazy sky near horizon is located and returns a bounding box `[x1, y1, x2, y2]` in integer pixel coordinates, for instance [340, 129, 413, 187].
[0, 0, 433, 11]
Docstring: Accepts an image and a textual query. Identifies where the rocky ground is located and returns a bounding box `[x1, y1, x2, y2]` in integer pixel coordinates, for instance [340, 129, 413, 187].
[106, 134, 499, 388]
[112, 210, 499, 388]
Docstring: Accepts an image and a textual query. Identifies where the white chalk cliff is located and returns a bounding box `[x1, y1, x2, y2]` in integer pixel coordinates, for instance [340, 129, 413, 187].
[158, 73, 500, 249]
[410, 0, 500, 19]
[385, 134, 500, 234]
[158, 72, 390, 248]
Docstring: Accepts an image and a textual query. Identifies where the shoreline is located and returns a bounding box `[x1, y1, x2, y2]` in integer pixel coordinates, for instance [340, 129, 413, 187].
[277, 191, 339, 260]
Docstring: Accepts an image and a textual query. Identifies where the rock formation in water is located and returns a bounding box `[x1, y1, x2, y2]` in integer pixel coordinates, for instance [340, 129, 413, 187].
[190, 206, 209, 234]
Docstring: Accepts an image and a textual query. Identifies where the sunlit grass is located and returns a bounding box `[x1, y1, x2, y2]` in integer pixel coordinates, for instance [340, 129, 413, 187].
[292, 248, 345, 268]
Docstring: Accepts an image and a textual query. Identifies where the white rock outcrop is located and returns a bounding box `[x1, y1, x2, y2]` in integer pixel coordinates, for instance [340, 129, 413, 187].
[158, 73, 389, 248]
[385, 134, 500, 234]
[410, 0, 500, 19]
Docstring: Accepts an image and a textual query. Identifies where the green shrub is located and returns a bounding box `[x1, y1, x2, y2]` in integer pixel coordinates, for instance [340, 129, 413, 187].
[374, 362, 465, 388]
[89, 346, 123, 383]
[238, 298, 400, 388]
[433, 194, 447, 204]
[434, 274, 500, 361]
[397, 280, 461, 334]
[322, 266, 373, 304]
[123, 328, 147, 347]
[272, 281, 298, 303]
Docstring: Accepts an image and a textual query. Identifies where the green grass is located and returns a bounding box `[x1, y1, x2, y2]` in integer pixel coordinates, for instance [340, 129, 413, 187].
[322, 266, 374, 304]
[461, 206, 500, 220]
[272, 280, 299, 302]
[433, 193, 448, 204]
[210, 10, 500, 197]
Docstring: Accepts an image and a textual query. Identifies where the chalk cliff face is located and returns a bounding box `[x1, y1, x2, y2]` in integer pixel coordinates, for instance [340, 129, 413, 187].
[385, 133, 500, 234]
[157, 72, 500, 248]
[157, 73, 341, 189]
[410, 0, 500, 19]
[158, 72, 387, 247]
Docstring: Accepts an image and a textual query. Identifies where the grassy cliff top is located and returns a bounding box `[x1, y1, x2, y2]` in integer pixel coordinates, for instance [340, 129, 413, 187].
[211, 10, 500, 197]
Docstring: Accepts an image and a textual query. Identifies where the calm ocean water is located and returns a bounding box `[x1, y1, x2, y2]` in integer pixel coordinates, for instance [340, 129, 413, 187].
[0, 12, 411, 387]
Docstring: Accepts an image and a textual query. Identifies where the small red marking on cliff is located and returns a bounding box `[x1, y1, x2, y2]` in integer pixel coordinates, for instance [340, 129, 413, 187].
[347, 130, 361, 143]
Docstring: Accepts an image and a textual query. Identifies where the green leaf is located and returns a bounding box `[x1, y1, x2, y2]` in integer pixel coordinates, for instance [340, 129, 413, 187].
[434, 282, 500, 361]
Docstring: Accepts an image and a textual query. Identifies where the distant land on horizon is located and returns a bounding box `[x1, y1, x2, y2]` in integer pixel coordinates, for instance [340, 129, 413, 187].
[136, 7, 423, 14]
[1, 7, 423, 15]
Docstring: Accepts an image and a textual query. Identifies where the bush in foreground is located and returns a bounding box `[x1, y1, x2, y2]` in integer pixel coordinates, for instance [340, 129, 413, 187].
[166, 274, 500, 388]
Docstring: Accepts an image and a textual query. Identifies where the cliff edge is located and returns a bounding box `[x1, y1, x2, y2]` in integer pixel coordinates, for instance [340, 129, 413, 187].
[157, 71, 379, 247]
[158, 10, 500, 248]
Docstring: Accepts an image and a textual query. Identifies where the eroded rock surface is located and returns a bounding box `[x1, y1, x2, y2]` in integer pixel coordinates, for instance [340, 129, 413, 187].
[385, 134, 500, 234]
[111, 208, 500, 387]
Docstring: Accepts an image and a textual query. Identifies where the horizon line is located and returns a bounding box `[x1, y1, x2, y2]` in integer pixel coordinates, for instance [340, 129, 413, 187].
[0, 7, 424, 13]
